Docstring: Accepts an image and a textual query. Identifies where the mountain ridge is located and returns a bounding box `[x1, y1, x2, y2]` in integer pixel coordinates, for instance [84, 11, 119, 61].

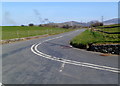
[47, 18, 119, 27]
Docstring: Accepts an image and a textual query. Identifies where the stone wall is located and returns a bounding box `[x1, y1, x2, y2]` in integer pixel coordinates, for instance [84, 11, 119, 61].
[88, 44, 120, 55]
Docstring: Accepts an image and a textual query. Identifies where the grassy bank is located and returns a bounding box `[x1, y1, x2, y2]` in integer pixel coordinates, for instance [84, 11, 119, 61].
[1, 26, 75, 40]
[70, 29, 119, 48]
[96, 24, 119, 33]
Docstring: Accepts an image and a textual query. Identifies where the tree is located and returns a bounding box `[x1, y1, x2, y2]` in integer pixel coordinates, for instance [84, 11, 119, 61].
[90, 21, 103, 27]
[29, 23, 34, 26]
[21, 25, 24, 26]
[62, 24, 70, 29]
[38, 24, 42, 27]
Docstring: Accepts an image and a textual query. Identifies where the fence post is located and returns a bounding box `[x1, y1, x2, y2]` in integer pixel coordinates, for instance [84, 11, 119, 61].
[47, 29, 48, 34]
[50, 29, 52, 34]
[35, 31, 37, 36]
[27, 31, 29, 37]
[17, 31, 19, 38]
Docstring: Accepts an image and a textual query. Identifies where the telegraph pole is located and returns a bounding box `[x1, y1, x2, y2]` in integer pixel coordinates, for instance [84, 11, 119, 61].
[71, 21, 73, 26]
[101, 16, 104, 23]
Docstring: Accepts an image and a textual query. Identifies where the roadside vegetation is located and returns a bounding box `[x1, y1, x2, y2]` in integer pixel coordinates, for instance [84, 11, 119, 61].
[70, 24, 120, 49]
[1, 26, 75, 40]
[96, 24, 119, 33]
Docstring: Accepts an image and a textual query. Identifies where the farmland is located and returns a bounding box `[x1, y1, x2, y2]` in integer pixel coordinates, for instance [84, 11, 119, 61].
[96, 24, 119, 32]
[70, 24, 120, 48]
[1, 26, 75, 40]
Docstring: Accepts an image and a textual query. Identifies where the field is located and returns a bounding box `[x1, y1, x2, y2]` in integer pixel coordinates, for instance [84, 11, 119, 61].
[70, 24, 120, 48]
[96, 24, 119, 33]
[1, 26, 75, 40]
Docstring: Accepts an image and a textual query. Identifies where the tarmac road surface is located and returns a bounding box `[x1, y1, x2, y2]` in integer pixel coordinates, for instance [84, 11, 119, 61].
[2, 29, 119, 84]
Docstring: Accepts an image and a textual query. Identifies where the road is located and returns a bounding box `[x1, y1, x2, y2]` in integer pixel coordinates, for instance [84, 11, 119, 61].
[2, 29, 119, 84]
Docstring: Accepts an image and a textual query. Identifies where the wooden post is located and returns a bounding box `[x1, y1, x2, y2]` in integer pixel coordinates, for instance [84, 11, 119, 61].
[17, 31, 19, 38]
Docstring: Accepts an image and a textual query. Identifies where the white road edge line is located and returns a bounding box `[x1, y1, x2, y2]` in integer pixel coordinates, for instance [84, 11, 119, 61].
[31, 30, 120, 73]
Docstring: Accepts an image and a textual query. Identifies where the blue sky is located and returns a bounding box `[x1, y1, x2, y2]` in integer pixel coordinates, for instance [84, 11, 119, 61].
[2, 2, 118, 26]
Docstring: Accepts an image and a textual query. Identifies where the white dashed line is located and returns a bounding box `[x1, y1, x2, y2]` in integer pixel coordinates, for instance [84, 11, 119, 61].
[59, 62, 65, 72]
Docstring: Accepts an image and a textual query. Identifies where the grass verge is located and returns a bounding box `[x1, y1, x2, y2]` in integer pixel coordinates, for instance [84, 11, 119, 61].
[70, 29, 119, 49]
[1, 26, 75, 40]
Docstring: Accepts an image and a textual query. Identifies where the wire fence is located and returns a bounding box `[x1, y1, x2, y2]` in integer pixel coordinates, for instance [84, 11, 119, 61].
[2, 29, 71, 40]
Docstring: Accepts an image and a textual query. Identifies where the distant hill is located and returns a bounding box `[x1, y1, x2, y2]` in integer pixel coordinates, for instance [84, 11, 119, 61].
[46, 18, 120, 28]
[49, 21, 87, 27]
[62, 18, 120, 26]
[63, 21, 86, 26]
[103, 18, 120, 25]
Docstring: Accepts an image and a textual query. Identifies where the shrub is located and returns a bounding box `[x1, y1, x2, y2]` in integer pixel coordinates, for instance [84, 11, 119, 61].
[29, 23, 34, 26]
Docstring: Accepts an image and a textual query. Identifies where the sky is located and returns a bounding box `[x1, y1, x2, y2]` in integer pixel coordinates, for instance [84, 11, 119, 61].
[1, 2, 118, 26]
[1, 0, 119, 2]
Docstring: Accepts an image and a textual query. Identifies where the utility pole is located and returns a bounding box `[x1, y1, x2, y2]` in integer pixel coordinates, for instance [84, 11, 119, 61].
[71, 21, 73, 26]
[101, 16, 104, 23]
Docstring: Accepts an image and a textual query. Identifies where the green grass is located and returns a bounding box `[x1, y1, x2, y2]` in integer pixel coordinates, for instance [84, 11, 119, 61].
[95, 24, 120, 43]
[96, 27, 119, 33]
[96, 24, 120, 33]
[97, 24, 120, 28]
[71, 30, 104, 45]
[1, 26, 75, 40]
[70, 29, 119, 48]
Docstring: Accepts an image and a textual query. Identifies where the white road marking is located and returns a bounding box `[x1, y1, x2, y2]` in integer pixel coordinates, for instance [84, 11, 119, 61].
[31, 30, 120, 73]
[62, 62, 65, 68]
[59, 62, 65, 72]
[59, 70, 62, 72]
[0, 83, 2, 86]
